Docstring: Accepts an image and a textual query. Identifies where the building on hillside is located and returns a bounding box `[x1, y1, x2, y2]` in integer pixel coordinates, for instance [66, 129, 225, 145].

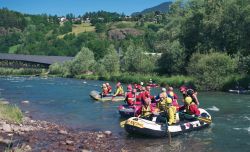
[72, 18, 81, 22]
[144, 52, 162, 57]
[84, 17, 91, 23]
[59, 17, 67, 22]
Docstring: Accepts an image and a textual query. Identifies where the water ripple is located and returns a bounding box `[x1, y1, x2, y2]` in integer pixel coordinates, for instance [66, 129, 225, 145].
[206, 106, 220, 112]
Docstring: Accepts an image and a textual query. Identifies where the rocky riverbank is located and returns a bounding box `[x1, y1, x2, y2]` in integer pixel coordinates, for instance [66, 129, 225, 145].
[0, 116, 127, 152]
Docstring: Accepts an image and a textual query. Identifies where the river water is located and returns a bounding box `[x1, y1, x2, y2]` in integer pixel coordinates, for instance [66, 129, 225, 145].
[0, 76, 249, 152]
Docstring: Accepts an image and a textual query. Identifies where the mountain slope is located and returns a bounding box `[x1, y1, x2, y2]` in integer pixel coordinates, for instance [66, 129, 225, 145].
[132, 1, 172, 16]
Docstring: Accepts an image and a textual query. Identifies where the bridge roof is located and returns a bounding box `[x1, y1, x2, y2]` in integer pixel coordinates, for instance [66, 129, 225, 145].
[0, 53, 74, 65]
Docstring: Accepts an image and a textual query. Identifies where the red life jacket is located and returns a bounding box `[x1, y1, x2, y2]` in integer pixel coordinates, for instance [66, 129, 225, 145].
[107, 86, 112, 93]
[135, 93, 141, 103]
[144, 91, 151, 98]
[126, 92, 134, 106]
[187, 103, 200, 116]
[102, 88, 109, 96]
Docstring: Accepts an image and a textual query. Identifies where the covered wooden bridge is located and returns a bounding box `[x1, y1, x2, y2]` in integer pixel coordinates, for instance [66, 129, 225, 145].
[0, 53, 74, 69]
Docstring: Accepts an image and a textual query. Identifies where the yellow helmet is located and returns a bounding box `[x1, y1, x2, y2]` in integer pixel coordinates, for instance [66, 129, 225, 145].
[165, 97, 172, 104]
[169, 91, 174, 97]
[185, 97, 192, 105]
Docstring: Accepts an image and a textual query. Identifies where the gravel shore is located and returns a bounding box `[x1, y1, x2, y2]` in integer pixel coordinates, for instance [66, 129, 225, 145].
[0, 116, 128, 152]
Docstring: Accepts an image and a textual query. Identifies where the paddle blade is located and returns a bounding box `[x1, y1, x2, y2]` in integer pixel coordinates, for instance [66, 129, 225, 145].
[198, 117, 212, 124]
[120, 120, 126, 128]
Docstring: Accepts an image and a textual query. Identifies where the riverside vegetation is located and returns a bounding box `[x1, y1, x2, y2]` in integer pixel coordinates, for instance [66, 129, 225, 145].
[1, 0, 250, 91]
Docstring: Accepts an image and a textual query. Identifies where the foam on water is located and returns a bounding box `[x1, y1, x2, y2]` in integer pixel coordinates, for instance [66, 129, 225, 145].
[243, 116, 250, 121]
[233, 127, 250, 133]
[206, 106, 220, 112]
[233, 128, 241, 130]
[245, 127, 250, 133]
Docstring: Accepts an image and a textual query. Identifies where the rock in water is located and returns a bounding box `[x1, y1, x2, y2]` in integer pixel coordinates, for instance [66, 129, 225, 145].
[0, 101, 9, 104]
[104, 131, 112, 137]
[59, 130, 68, 135]
[21, 100, 29, 104]
[66, 140, 74, 145]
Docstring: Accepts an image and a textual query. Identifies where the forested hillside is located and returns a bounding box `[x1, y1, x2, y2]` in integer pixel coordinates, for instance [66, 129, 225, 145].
[132, 1, 172, 16]
[1, 0, 250, 90]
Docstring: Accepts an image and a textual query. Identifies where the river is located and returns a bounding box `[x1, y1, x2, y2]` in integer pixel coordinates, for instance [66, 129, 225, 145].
[0, 76, 249, 152]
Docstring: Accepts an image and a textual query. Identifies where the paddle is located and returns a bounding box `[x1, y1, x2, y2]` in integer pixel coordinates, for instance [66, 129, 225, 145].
[111, 95, 115, 102]
[120, 120, 126, 128]
[162, 108, 171, 144]
[178, 111, 212, 124]
[167, 124, 171, 144]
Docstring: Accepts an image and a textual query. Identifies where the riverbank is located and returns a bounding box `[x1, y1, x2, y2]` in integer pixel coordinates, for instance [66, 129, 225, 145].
[0, 67, 195, 88]
[1, 67, 250, 91]
[0, 102, 127, 152]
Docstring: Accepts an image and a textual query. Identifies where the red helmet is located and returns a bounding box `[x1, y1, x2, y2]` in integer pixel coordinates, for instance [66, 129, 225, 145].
[116, 82, 121, 87]
[141, 87, 146, 91]
[146, 86, 151, 91]
[179, 86, 187, 92]
[127, 84, 132, 91]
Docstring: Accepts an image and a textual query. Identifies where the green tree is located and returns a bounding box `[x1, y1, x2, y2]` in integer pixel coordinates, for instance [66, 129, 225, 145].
[123, 44, 156, 73]
[87, 39, 111, 60]
[68, 47, 95, 76]
[95, 23, 107, 33]
[237, 55, 250, 75]
[187, 52, 236, 90]
[59, 21, 72, 34]
[99, 45, 120, 75]
[158, 40, 185, 75]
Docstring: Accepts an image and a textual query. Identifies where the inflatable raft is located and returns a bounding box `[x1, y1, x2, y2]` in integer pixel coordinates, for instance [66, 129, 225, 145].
[147, 83, 159, 88]
[118, 104, 142, 118]
[124, 108, 212, 137]
[228, 89, 250, 94]
[118, 103, 159, 118]
[89, 90, 125, 102]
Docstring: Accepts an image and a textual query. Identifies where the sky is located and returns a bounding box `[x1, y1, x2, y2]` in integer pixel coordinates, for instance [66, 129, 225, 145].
[0, 0, 171, 16]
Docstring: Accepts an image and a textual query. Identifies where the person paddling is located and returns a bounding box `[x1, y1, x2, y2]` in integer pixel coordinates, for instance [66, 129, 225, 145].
[165, 97, 177, 125]
[179, 96, 200, 119]
[113, 82, 124, 97]
[101, 83, 109, 97]
[138, 98, 154, 120]
[179, 86, 199, 106]
[106, 83, 112, 94]
[125, 85, 134, 106]
[167, 87, 179, 107]
[156, 88, 167, 111]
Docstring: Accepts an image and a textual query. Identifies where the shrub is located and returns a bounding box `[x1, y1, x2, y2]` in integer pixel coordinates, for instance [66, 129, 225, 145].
[68, 47, 95, 75]
[187, 52, 236, 90]
[49, 62, 65, 75]
[158, 40, 186, 75]
[0, 103, 23, 124]
[99, 45, 120, 76]
[123, 45, 156, 73]
[0, 68, 43, 75]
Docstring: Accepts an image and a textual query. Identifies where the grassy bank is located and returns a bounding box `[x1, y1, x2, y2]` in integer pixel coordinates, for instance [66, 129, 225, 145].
[0, 102, 23, 124]
[1, 67, 249, 91]
[76, 73, 194, 88]
[0, 67, 44, 76]
[222, 75, 250, 91]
